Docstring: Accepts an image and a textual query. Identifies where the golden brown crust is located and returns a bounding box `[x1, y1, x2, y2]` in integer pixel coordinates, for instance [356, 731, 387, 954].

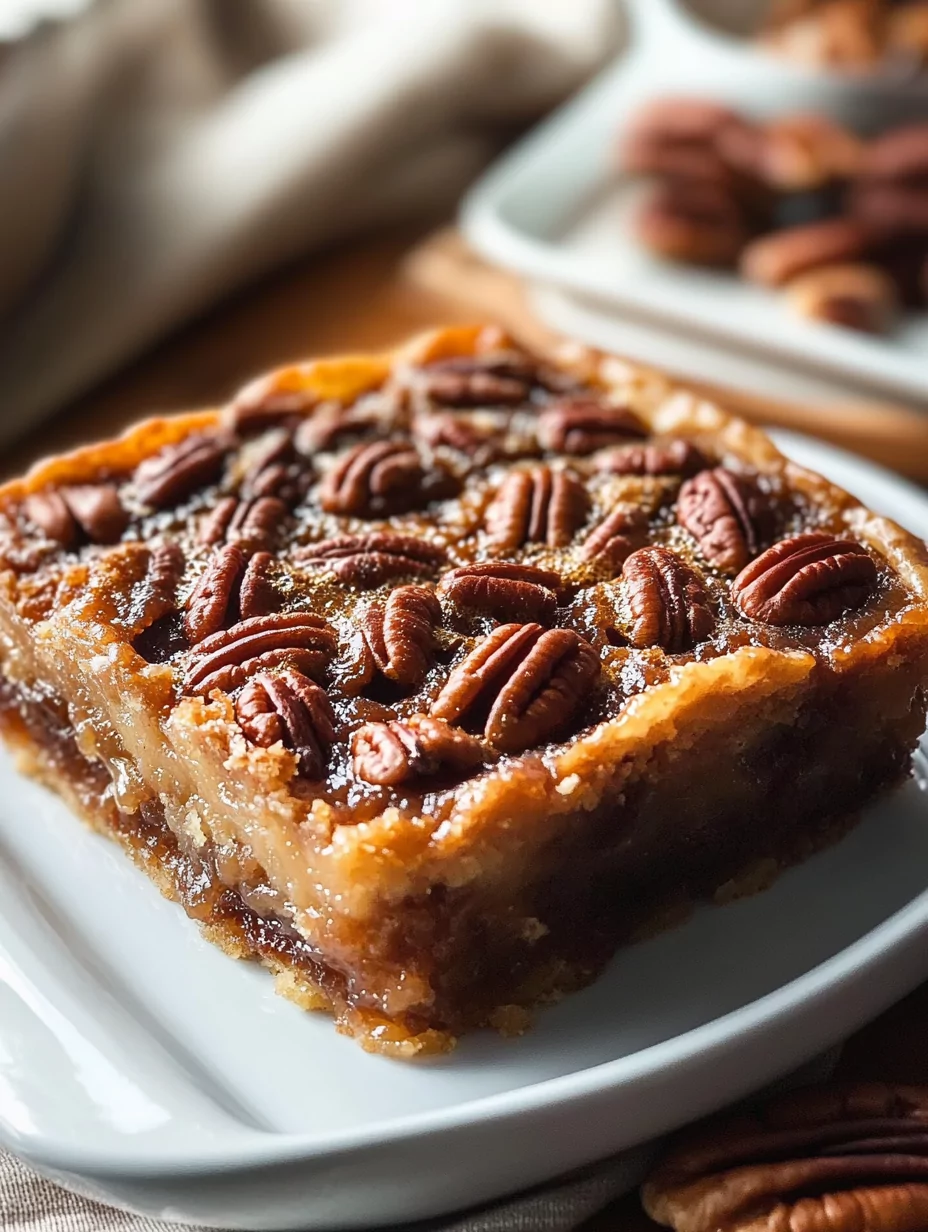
[0, 324, 926, 1050]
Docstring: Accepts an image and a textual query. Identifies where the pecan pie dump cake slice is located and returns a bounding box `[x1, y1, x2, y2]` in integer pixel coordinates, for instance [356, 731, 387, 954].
[0, 324, 927, 1057]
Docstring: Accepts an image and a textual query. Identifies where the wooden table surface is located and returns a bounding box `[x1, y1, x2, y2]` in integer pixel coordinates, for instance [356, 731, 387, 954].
[9, 224, 928, 1231]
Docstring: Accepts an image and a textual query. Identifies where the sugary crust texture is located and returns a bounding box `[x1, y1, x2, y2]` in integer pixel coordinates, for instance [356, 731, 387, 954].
[1, 324, 927, 1051]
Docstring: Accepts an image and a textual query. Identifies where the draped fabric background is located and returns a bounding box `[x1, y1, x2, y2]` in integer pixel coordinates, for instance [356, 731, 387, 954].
[0, 0, 621, 441]
[0, 1148, 645, 1231]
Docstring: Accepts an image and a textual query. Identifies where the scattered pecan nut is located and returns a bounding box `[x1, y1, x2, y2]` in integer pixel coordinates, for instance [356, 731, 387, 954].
[235, 669, 335, 779]
[594, 438, 709, 478]
[319, 439, 454, 517]
[846, 182, 928, 238]
[538, 398, 648, 455]
[859, 122, 928, 185]
[182, 612, 336, 696]
[351, 714, 484, 786]
[623, 546, 714, 652]
[198, 494, 288, 551]
[621, 97, 761, 200]
[484, 466, 589, 551]
[184, 546, 279, 644]
[747, 113, 864, 192]
[732, 531, 877, 625]
[786, 262, 898, 333]
[740, 216, 877, 287]
[133, 433, 229, 508]
[642, 1082, 928, 1232]
[636, 182, 751, 267]
[438, 563, 561, 625]
[677, 468, 768, 574]
[581, 504, 648, 573]
[362, 585, 442, 687]
[295, 534, 446, 588]
[431, 622, 600, 753]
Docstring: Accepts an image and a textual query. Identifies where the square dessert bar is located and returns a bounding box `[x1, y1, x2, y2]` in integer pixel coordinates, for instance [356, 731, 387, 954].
[1, 325, 927, 1056]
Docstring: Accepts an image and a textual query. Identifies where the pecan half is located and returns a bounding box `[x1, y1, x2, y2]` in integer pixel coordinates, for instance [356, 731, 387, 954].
[484, 467, 589, 551]
[235, 669, 335, 779]
[732, 531, 877, 625]
[351, 714, 484, 786]
[362, 585, 441, 687]
[740, 217, 876, 288]
[240, 429, 310, 505]
[415, 355, 535, 407]
[623, 546, 714, 652]
[636, 181, 751, 267]
[643, 1082, 928, 1232]
[184, 546, 279, 644]
[594, 439, 709, 478]
[182, 612, 336, 695]
[133, 433, 229, 508]
[225, 367, 317, 431]
[294, 396, 394, 455]
[296, 533, 446, 588]
[538, 398, 648, 455]
[786, 262, 897, 334]
[438, 563, 561, 625]
[581, 504, 648, 573]
[24, 483, 129, 547]
[126, 541, 186, 633]
[319, 439, 450, 517]
[741, 113, 864, 192]
[677, 468, 768, 574]
[198, 494, 288, 551]
[412, 411, 501, 457]
[431, 622, 600, 753]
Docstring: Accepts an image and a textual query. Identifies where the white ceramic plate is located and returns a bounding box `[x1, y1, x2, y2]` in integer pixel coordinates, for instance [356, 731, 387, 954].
[461, 0, 928, 408]
[2, 434, 928, 1230]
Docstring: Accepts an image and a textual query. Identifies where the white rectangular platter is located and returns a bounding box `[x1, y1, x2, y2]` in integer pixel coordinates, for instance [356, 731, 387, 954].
[2, 434, 928, 1229]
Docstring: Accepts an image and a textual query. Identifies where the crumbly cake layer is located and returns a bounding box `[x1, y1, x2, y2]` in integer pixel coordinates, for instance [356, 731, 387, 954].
[0, 324, 926, 1054]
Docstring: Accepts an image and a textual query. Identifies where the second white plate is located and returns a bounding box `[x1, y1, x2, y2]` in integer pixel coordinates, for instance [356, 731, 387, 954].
[461, 3, 928, 407]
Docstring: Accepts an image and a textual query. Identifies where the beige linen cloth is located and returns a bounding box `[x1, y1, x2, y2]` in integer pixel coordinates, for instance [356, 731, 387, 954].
[0, 0, 621, 441]
[0, 1, 635, 1228]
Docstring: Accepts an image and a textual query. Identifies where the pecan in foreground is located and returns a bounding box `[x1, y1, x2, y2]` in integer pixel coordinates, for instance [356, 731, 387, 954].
[643, 1083, 928, 1232]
